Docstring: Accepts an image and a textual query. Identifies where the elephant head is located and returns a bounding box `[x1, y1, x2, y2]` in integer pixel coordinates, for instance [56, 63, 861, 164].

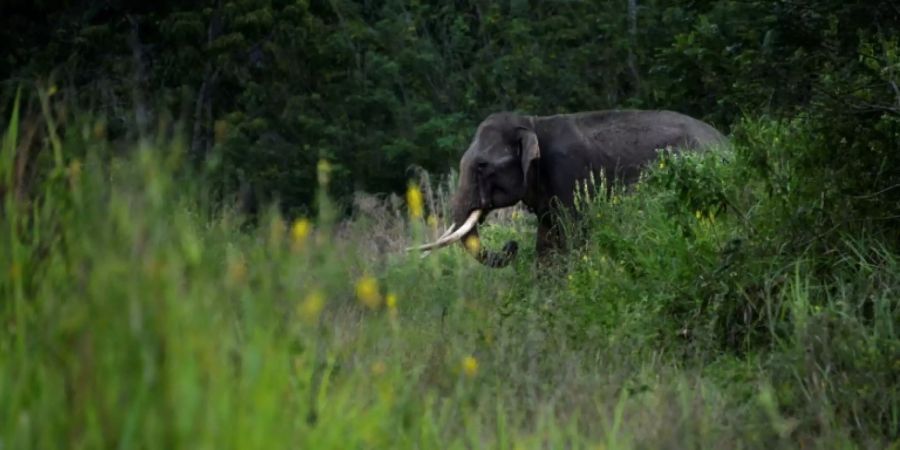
[410, 113, 539, 267]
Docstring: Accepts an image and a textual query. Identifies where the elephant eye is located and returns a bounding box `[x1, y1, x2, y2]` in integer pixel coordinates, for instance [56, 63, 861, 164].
[476, 161, 489, 173]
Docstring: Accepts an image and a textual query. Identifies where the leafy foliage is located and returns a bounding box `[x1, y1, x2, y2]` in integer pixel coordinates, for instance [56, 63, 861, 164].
[4, 0, 896, 219]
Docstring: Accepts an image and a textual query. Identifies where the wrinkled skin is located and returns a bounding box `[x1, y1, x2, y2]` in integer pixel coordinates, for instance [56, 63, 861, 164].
[451, 110, 727, 267]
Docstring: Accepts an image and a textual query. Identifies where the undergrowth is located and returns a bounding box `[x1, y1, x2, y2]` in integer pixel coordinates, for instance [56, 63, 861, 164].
[1, 98, 898, 449]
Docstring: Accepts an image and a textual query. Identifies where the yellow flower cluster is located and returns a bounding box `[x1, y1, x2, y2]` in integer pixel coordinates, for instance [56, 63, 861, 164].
[356, 275, 382, 309]
[386, 293, 398, 310]
[317, 159, 332, 186]
[385, 293, 399, 324]
[291, 218, 311, 250]
[298, 291, 325, 323]
[461, 355, 479, 378]
[464, 235, 481, 254]
[406, 184, 424, 219]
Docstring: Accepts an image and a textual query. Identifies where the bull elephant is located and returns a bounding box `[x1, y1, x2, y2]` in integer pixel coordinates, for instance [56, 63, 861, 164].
[409, 110, 727, 267]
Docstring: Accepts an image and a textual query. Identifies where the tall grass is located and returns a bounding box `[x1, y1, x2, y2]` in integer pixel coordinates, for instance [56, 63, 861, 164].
[1, 100, 897, 449]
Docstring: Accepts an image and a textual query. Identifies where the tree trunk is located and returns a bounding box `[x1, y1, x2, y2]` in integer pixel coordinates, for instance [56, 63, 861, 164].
[127, 15, 150, 138]
[626, 0, 641, 95]
[191, 3, 223, 161]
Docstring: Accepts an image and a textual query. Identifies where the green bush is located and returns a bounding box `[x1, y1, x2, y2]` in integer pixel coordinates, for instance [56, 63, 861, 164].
[548, 116, 898, 441]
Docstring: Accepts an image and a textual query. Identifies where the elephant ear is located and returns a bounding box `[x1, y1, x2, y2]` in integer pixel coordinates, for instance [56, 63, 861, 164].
[519, 128, 540, 183]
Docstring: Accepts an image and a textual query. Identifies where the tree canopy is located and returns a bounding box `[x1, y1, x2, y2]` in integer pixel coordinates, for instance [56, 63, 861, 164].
[2, 0, 898, 219]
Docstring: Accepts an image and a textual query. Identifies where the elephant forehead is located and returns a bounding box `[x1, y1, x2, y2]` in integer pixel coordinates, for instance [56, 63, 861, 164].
[464, 130, 504, 155]
[476, 123, 513, 140]
[465, 141, 510, 160]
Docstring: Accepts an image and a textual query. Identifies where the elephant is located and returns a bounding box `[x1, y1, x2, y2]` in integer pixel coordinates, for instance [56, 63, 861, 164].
[409, 110, 727, 267]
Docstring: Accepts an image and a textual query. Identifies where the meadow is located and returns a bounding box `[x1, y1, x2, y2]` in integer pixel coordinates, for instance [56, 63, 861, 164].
[1, 99, 898, 449]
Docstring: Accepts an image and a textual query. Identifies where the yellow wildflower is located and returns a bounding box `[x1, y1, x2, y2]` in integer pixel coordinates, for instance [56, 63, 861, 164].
[291, 218, 311, 249]
[658, 159, 665, 169]
[461, 355, 479, 378]
[356, 275, 382, 309]
[385, 293, 398, 321]
[406, 183, 424, 219]
[298, 291, 325, 323]
[317, 159, 332, 186]
[386, 293, 398, 310]
[464, 235, 481, 254]
[695, 210, 703, 220]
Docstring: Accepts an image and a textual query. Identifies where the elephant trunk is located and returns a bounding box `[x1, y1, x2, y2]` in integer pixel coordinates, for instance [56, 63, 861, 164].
[407, 173, 519, 267]
[451, 193, 518, 268]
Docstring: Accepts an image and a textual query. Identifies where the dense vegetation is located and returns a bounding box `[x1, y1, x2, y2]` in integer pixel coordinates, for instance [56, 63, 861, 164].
[1, 0, 898, 448]
[3, 0, 899, 214]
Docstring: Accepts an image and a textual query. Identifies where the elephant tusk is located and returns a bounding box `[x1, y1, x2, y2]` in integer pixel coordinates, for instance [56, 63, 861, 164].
[436, 222, 457, 241]
[428, 210, 480, 247]
[421, 223, 457, 256]
[406, 210, 481, 252]
[407, 210, 480, 252]
[420, 222, 457, 257]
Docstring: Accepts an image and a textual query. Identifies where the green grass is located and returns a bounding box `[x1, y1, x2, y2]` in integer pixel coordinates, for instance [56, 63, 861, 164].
[1, 104, 898, 449]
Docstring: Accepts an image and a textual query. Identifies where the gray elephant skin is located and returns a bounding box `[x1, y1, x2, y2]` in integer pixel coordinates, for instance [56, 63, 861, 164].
[411, 110, 727, 267]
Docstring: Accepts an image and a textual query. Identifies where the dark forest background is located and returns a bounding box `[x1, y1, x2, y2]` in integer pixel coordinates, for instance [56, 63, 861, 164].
[1, 0, 898, 219]
[2, 2, 900, 446]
